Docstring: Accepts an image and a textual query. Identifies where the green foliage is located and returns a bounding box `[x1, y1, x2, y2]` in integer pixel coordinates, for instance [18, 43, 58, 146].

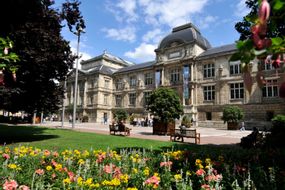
[233, 0, 285, 63]
[113, 109, 128, 122]
[0, 37, 19, 71]
[221, 106, 244, 124]
[147, 87, 183, 123]
[265, 114, 285, 147]
[181, 115, 192, 128]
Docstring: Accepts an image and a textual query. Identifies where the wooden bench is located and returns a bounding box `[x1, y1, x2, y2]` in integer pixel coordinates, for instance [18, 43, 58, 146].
[109, 124, 131, 136]
[170, 129, 200, 144]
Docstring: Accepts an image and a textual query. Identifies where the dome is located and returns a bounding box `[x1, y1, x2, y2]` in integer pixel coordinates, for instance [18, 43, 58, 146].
[157, 23, 211, 50]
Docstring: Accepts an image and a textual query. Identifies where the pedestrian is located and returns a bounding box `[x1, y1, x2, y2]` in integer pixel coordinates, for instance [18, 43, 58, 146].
[240, 121, 245, 131]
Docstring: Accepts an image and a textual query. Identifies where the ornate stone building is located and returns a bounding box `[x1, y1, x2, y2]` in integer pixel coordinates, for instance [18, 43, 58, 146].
[65, 23, 285, 128]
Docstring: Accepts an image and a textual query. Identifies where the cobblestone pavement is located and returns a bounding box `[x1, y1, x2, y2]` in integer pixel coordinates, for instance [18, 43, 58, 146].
[39, 121, 252, 145]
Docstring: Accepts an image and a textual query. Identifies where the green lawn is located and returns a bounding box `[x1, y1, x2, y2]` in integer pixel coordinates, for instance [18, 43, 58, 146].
[0, 124, 177, 151]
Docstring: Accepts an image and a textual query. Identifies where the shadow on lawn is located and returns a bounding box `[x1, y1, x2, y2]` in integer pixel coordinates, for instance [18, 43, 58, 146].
[0, 124, 59, 145]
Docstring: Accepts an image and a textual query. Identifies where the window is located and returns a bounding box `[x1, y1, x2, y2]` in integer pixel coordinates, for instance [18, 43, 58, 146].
[104, 94, 109, 105]
[115, 79, 124, 90]
[88, 95, 93, 105]
[170, 68, 180, 83]
[115, 95, 122, 107]
[89, 79, 97, 88]
[265, 63, 274, 70]
[230, 61, 241, 75]
[129, 76, 137, 88]
[129, 93, 136, 106]
[144, 73, 153, 86]
[144, 91, 152, 107]
[203, 85, 215, 101]
[206, 112, 212, 120]
[230, 83, 244, 99]
[262, 80, 278, 97]
[203, 63, 215, 78]
[104, 79, 110, 88]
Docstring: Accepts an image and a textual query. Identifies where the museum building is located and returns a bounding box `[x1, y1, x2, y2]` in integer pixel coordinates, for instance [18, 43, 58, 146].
[65, 23, 285, 128]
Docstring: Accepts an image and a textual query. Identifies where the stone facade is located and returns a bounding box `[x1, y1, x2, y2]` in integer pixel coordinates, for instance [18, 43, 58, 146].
[64, 23, 285, 128]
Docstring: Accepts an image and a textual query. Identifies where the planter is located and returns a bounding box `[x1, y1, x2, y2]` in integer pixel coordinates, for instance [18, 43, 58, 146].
[153, 121, 175, 135]
[227, 122, 239, 130]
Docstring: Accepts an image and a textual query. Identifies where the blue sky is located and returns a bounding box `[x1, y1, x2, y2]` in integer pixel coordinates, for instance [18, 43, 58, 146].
[54, 0, 250, 65]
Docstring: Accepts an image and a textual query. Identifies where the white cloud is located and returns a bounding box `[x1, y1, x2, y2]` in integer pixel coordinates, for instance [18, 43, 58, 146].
[142, 28, 164, 43]
[117, 0, 138, 22]
[197, 15, 218, 29]
[138, 0, 208, 27]
[102, 27, 136, 42]
[235, 0, 250, 18]
[124, 43, 156, 62]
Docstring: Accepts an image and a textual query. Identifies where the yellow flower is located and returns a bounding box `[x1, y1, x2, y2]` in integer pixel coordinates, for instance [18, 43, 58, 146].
[90, 183, 100, 188]
[78, 159, 85, 165]
[110, 178, 121, 186]
[186, 171, 192, 176]
[46, 165, 52, 171]
[63, 178, 71, 184]
[127, 188, 138, 190]
[132, 168, 138, 174]
[8, 164, 17, 169]
[77, 177, 83, 186]
[120, 174, 129, 183]
[143, 167, 150, 176]
[82, 150, 90, 157]
[174, 174, 182, 181]
[205, 158, 211, 165]
[195, 159, 202, 166]
[55, 164, 62, 171]
[84, 178, 93, 186]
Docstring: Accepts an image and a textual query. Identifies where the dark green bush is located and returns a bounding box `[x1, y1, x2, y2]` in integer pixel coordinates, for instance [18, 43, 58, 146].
[265, 114, 285, 147]
[221, 106, 244, 123]
[181, 115, 192, 128]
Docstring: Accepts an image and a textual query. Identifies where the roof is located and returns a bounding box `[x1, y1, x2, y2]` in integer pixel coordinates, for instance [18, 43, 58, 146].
[196, 43, 237, 60]
[81, 51, 134, 67]
[115, 61, 155, 74]
[157, 23, 211, 50]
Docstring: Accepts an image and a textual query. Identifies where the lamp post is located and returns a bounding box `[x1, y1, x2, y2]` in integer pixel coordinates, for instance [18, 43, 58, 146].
[72, 27, 83, 128]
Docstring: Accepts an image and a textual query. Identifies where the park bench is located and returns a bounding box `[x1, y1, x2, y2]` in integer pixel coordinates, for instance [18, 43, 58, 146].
[170, 128, 200, 144]
[109, 123, 131, 136]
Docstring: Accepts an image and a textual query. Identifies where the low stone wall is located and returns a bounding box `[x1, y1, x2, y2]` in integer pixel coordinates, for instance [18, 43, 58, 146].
[198, 121, 227, 129]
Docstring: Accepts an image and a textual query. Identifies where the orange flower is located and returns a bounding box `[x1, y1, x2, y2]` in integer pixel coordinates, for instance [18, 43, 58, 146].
[195, 169, 205, 176]
[35, 169, 45, 175]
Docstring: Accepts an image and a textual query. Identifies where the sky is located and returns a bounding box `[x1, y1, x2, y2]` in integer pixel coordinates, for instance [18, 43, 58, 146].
[54, 0, 250, 65]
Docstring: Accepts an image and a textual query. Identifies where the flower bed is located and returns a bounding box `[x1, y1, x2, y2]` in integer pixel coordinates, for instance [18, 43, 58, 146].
[1, 146, 284, 189]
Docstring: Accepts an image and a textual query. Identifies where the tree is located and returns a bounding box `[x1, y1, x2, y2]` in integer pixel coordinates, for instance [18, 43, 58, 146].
[221, 106, 244, 130]
[147, 87, 183, 123]
[113, 109, 128, 122]
[0, 0, 85, 114]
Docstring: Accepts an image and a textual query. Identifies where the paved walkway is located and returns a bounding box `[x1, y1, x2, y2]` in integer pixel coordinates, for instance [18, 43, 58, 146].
[39, 122, 252, 145]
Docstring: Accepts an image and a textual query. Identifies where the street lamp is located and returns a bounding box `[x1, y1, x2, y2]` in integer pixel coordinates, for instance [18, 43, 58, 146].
[72, 27, 83, 128]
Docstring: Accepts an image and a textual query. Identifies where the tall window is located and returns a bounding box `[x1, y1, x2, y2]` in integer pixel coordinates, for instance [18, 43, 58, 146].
[170, 68, 180, 83]
[230, 61, 241, 75]
[203, 63, 215, 78]
[104, 94, 109, 105]
[129, 93, 136, 106]
[203, 85, 215, 101]
[144, 73, 153, 86]
[88, 95, 93, 105]
[115, 79, 124, 90]
[104, 79, 110, 88]
[262, 79, 278, 97]
[265, 62, 274, 70]
[115, 95, 122, 107]
[129, 76, 137, 88]
[230, 83, 244, 99]
[144, 91, 152, 107]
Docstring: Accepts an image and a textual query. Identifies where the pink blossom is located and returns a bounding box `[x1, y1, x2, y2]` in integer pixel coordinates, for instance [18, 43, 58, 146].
[201, 184, 211, 190]
[2, 153, 10, 159]
[259, 0, 270, 24]
[4, 47, 8, 55]
[44, 150, 51, 157]
[160, 161, 173, 168]
[35, 169, 44, 175]
[3, 179, 18, 190]
[19, 185, 30, 190]
[145, 175, 160, 187]
[196, 169, 205, 176]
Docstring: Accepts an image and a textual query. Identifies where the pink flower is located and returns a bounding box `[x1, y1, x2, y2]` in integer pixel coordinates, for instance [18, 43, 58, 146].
[44, 150, 51, 157]
[145, 175, 160, 187]
[160, 161, 173, 168]
[19, 185, 30, 190]
[259, 0, 270, 24]
[35, 169, 44, 175]
[201, 184, 211, 190]
[2, 153, 10, 159]
[196, 169, 205, 176]
[3, 179, 18, 190]
[52, 151, 59, 157]
[4, 47, 8, 55]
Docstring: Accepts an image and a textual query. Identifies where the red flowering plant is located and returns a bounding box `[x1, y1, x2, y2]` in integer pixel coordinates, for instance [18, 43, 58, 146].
[230, 0, 285, 97]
